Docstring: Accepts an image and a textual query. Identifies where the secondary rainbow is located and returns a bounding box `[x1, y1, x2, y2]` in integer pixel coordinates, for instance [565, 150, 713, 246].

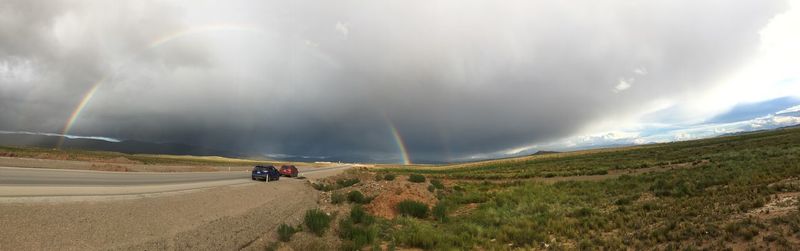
[58, 24, 263, 148]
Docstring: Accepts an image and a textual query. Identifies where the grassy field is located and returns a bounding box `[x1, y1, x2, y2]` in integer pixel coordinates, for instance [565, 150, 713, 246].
[360, 127, 800, 250]
[0, 145, 275, 166]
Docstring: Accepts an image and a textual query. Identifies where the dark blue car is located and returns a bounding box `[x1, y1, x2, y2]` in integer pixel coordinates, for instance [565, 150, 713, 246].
[252, 165, 280, 182]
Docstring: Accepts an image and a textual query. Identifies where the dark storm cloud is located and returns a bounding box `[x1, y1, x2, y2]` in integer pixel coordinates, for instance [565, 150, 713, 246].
[0, 0, 789, 162]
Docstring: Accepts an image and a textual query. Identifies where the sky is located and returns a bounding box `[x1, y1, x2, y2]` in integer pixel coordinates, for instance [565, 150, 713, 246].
[1, 0, 799, 163]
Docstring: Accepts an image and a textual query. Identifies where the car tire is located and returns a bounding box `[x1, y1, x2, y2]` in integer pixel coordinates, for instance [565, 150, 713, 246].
[252, 176, 256, 180]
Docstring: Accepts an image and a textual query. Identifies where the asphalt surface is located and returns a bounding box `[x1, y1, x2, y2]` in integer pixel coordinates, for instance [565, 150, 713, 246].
[0, 165, 350, 199]
[0, 165, 342, 186]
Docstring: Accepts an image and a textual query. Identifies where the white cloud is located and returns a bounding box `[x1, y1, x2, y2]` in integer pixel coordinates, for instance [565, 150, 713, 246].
[0, 130, 121, 142]
[777, 104, 800, 114]
[303, 39, 320, 48]
[0, 57, 36, 83]
[335, 21, 349, 36]
[634, 67, 648, 75]
[614, 79, 632, 92]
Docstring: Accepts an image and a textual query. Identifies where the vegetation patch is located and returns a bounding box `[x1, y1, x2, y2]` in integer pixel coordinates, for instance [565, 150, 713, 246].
[312, 177, 361, 191]
[331, 191, 345, 204]
[359, 127, 800, 250]
[277, 223, 297, 242]
[337, 178, 361, 188]
[347, 190, 368, 204]
[304, 209, 332, 236]
[408, 174, 426, 183]
[396, 200, 429, 218]
[338, 205, 378, 250]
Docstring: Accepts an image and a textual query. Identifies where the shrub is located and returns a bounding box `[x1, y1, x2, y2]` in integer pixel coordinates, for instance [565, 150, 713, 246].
[427, 184, 435, 192]
[312, 183, 335, 192]
[277, 223, 296, 242]
[339, 205, 378, 250]
[396, 200, 429, 218]
[339, 219, 377, 249]
[384, 173, 396, 181]
[331, 192, 345, 204]
[409, 174, 426, 183]
[432, 201, 448, 222]
[350, 205, 374, 225]
[430, 179, 445, 189]
[348, 190, 366, 204]
[304, 209, 332, 236]
[337, 178, 360, 188]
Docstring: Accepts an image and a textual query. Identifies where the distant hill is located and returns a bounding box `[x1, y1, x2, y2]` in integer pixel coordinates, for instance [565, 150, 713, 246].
[0, 133, 243, 158]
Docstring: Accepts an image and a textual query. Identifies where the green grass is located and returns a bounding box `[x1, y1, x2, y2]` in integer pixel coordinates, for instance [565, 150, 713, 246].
[382, 128, 800, 180]
[304, 209, 332, 237]
[277, 223, 297, 242]
[396, 200, 429, 219]
[365, 127, 800, 249]
[339, 205, 378, 250]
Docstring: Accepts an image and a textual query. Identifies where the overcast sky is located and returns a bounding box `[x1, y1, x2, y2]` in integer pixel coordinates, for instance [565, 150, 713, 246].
[1, 0, 799, 163]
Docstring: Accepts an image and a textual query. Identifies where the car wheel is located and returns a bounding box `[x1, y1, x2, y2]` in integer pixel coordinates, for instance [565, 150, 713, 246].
[251, 176, 256, 180]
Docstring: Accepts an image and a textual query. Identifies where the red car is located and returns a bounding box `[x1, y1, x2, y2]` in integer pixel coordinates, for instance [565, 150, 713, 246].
[279, 165, 299, 177]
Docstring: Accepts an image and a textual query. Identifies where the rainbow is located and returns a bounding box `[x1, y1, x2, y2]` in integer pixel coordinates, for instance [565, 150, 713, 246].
[148, 24, 262, 48]
[57, 78, 104, 148]
[58, 24, 263, 148]
[383, 114, 412, 165]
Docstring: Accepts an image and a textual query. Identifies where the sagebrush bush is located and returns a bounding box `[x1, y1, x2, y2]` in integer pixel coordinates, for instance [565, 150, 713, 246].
[347, 190, 366, 204]
[432, 202, 448, 222]
[350, 205, 374, 225]
[396, 200, 429, 218]
[384, 173, 396, 181]
[337, 178, 360, 188]
[331, 192, 345, 204]
[304, 209, 332, 236]
[277, 223, 296, 242]
[312, 183, 335, 191]
[408, 174, 426, 183]
[339, 219, 377, 249]
[339, 205, 377, 250]
[430, 179, 445, 189]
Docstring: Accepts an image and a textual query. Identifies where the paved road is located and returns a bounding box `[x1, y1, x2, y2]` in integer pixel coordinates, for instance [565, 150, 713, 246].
[0, 165, 341, 186]
[0, 162, 352, 250]
[0, 165, 350, 198]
